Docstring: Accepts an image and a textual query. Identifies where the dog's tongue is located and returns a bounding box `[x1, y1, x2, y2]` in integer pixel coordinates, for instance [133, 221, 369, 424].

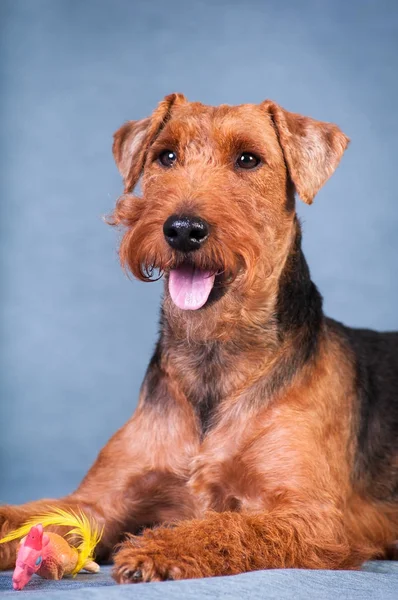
[169, 264, 215, 310]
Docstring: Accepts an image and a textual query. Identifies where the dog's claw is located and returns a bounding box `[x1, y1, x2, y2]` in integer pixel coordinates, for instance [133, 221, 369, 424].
[131, 569, 143, 582]
[117, 566, 143, 584]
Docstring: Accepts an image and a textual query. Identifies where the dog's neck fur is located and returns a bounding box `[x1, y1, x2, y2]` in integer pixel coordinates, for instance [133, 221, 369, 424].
[158, 218, 324, 433]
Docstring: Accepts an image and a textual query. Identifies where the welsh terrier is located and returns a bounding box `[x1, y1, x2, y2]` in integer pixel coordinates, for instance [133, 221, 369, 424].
[1, 94, 397, 583]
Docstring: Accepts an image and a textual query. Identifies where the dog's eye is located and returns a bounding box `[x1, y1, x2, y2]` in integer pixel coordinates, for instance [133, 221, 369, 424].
[158, 150, 177, 168]
[236, 152, 261, 170]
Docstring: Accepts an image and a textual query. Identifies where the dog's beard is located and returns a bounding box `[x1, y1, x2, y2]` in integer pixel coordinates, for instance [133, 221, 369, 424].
[118, 226, 238, 309]
[115, 211, 267, 312]
[110, 192, 274, 314]
[168, 263, 216, 310]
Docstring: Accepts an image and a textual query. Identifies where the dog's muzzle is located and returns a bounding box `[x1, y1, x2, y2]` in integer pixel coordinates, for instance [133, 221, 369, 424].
[163, 214, 215, 311]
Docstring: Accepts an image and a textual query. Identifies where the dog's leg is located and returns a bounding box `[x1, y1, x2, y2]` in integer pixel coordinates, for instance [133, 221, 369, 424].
[112, 507, 380, 583]
[0, 351, 200, 569]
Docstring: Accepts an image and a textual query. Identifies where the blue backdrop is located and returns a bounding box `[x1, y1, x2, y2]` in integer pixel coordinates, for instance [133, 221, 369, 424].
[1, 0, 397, 503]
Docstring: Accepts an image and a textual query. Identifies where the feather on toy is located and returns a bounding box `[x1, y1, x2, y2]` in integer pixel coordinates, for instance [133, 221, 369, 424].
[0, 507, 103, 590]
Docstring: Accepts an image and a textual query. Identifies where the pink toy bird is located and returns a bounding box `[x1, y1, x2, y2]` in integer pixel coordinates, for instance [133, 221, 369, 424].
[0, 508, 102, 591]
[12, 525, 49, 590]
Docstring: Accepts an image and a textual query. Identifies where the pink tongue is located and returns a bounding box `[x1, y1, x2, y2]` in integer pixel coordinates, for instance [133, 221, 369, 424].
[169, 264, 215, 310]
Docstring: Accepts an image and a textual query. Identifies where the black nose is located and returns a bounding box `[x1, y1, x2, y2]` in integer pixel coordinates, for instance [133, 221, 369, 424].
[163, 215, 210, 252]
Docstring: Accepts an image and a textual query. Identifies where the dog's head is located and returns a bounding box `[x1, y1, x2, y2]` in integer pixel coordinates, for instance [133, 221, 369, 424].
[110, 94, 348, 325]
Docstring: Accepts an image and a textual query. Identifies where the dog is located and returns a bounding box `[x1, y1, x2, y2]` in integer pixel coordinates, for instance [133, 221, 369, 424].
[1, 94, 397, 583]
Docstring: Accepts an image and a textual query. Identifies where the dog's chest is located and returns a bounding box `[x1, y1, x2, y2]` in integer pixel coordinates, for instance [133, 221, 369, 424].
[188, 403, 304, 514]
[173, 342, 242, 434]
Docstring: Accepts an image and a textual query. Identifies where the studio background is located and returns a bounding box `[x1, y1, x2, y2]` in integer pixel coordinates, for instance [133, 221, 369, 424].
[1, 0, 397, 504]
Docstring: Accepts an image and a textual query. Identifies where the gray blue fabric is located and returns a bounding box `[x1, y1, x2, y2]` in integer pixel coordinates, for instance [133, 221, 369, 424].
[1, 563, 398, 599]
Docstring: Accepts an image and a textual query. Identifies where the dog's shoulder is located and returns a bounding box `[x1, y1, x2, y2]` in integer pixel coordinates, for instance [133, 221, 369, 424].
[327, 318, 398, 500]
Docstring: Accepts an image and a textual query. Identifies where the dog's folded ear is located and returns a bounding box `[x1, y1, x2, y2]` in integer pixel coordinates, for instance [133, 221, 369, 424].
[113, 93, 186, 192]
[262, 100, 349, 204]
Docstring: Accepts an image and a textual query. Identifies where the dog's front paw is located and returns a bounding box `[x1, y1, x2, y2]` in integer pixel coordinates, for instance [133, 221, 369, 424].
[112, 514, 246, 584]
[112, 525, 208, 584]
[112, 536, 183, 583]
